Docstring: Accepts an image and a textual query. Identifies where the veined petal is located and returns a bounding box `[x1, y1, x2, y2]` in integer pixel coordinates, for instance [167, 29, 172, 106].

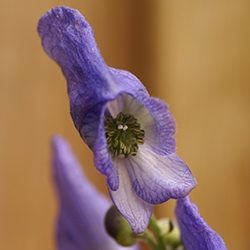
[109, 67, 149, 100]
[93, 117, 119, 190]
[176, 197, 227, 250]
[126, 145, 196, 204]
[109, 158, 153, 233]
[52, 135, 138, 250]
[141, 97, 176, 155]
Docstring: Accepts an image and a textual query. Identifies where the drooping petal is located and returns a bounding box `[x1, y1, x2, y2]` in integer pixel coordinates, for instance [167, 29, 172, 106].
[52, 135, 138, 250]
[176, 197, 227, 250]
[109, 158, 153, 233]
[126, 145, 196, 204]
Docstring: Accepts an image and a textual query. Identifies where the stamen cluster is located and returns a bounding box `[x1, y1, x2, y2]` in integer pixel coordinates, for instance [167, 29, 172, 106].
[105, 112, 145, 157]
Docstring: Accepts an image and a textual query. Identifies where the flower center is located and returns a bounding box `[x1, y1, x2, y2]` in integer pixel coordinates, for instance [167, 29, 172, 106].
[105, 112, 145, 157]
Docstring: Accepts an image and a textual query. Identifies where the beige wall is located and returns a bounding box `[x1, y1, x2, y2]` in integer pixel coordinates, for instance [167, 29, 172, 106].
[0, 1, 249, 249]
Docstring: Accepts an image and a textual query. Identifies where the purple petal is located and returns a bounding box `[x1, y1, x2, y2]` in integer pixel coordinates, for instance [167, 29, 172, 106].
[108, 67, 148, 96]
[126, 145, 196, 204]
[109, 158, 153, 233]
[176, 197, 227, 250]
[52, 135, 138, 250]
[57, 211, 82, 250]
[141, 97, 176, 155]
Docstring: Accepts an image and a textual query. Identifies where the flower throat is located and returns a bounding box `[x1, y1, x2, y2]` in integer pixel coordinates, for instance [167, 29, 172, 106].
[105, 112, 145, 157]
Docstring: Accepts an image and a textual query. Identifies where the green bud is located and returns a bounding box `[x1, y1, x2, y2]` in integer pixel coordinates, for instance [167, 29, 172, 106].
[104, 206, 136, 246]
[157, 218, 174, 236]
[164, 220, 182, 248]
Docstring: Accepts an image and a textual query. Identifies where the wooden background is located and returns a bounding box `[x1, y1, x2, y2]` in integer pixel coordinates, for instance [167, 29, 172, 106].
[0, 1, 249, 249]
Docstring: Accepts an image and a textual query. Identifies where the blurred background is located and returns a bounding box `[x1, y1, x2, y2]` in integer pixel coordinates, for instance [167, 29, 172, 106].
[1, 0, 250, 249]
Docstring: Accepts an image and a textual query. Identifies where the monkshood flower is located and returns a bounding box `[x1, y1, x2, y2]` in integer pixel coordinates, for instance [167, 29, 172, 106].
[38, 6, 196, 233]
[52, 135, 139, 250]
[176, 197, 227, 250]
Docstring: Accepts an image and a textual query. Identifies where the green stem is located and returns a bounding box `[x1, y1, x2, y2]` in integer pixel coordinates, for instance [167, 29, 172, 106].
[134, 215, 183, 250]
[136, 230, 158, 249]
[149, 215, 166, 250]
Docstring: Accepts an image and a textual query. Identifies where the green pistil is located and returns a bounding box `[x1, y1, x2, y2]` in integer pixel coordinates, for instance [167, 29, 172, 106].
[105, 112, 145, 157]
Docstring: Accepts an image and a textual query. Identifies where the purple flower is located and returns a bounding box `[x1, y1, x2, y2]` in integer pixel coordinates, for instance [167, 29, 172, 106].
[176, 197, 227, 250]
[38, 6, 196, 233]
[52, 135, 138, 250]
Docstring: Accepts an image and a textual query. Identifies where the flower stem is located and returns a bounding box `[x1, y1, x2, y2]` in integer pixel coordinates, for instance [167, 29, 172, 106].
[136, 231, 158, 249]
[149, 215, 166, 250]
[134, 214, 183, 250]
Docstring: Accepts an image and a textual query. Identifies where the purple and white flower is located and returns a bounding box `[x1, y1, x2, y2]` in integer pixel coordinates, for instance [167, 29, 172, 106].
[52, 135, 138, 250]
[38, 6, 196, 233]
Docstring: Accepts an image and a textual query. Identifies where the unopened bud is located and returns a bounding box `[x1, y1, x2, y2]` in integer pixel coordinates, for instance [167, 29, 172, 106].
[157, 218, 174, 236]
[104, 206, 136, 246]
[164, 220, 182, 248]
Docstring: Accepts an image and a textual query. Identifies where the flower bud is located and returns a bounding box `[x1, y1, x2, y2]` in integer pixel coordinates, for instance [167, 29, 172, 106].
[105, 206, 136, 246]
[164, 220, 182, 248]
[157, 218, 174, 236]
